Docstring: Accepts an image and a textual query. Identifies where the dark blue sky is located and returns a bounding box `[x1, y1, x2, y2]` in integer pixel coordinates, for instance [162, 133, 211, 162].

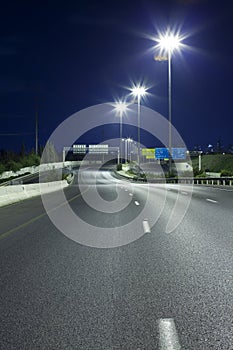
[0, 0, 233, 151]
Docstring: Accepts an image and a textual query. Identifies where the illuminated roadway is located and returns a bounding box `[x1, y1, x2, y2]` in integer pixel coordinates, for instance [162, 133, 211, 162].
[0, 168, 233, 349]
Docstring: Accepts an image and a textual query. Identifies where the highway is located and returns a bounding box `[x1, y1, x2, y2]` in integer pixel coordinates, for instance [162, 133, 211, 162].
[0, 168, 233, 349]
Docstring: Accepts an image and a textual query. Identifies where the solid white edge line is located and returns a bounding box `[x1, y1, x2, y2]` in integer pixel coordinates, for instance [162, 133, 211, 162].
[134, 201, 140, 206]
[142, 219, 151, 234]
[206, 198, 218, 203]
[206, 187, 233, 192]
[158, 318, 181, 350]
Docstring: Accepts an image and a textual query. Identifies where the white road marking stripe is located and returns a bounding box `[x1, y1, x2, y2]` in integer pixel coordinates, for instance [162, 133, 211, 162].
[124, 189, 128, 192]
[158, 319, 181, 350]
[206, 198, 218, 203]
[181, 191, 188, 195]
[134, 201, 140, 206]
[129, 193, 133, 196]
[142, 219, 151, 234]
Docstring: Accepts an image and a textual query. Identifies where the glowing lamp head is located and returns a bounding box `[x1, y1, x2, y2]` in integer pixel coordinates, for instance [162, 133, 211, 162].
[131, 85, 147, 98]
[114, 101, 128, 115]
[157, 33, 181, 52]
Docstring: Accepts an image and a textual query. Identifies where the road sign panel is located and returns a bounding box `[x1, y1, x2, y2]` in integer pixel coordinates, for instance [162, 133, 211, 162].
[88, 144, 109, 154]
[73, 144, 86, 154]
[142, 148, 155, 158]
[155, 148, 170, 159]
[172, 148, 186, 160]
[155, 147, 187, 160]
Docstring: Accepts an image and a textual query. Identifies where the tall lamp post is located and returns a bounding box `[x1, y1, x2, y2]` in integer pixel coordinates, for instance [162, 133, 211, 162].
[155, 32, 182, 173]
[114, 101, 128, 163]
[35, 95, 39, 155]
[131, 85, 147, 168]
[198, 151, 203, 172]
[126, 138, 133, 162]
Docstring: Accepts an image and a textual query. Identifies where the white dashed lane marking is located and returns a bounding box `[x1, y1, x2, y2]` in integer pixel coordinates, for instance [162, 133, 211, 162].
[129, 193, 133, 196]
[158, 318, 181, 350]
[134, 201, 140, 206]
[181, 191, 188, 195]
[142, 219, 151, 234]
[206, 198, 218, 203]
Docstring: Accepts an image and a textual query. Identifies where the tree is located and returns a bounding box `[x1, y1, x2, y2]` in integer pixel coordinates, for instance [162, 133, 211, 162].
[6, 160, 22, 173]
[41, 141, 59, 163]
[20, 143, 25, 157]
[0, 163, 5, 175]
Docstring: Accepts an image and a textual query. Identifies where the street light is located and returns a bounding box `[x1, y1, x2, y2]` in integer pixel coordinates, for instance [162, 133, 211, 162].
[130, 85, 147, 167]
[114, 101, 128, 162]
[198, 151, 203, 172]
[155, 31, 182, 173]
[126, 137, 133, 162]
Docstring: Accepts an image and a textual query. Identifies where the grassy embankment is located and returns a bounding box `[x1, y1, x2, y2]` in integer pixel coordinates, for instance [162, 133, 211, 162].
[190, 154, 233, 176]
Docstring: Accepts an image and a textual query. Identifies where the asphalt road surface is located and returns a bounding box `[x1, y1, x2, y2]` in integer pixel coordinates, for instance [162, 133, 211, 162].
[0, 169, 233, 349]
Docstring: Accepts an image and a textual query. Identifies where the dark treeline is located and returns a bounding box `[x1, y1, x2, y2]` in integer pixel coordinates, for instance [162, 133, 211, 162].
[0, 144, 42, 174]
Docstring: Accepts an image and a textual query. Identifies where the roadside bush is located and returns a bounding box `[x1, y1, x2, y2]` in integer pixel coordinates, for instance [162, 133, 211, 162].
[0, 151, 41, 174]
[20, 154, 40, 167]
[116, 163, 122, 171]
[220, 169, 233, 177]
[6, 161, 22, 173]
[195, 172, 206, 178]
[139, 172, 146, 178]
[193, 167, 202, 177]
[0, 163, 5, 175]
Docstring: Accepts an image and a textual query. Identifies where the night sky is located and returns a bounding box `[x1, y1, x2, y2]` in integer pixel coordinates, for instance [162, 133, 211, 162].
[0, 0, 233, 152]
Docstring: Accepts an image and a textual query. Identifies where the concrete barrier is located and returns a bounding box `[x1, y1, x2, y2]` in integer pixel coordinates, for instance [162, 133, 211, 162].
[0, 180, 68, 207]
[0, 161, 81, 181]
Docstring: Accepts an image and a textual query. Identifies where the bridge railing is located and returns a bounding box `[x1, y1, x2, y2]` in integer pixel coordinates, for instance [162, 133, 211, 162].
[132, 177, 233, 186]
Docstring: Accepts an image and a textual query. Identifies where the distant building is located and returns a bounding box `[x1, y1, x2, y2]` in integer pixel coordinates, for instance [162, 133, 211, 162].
[206, 144, 214, 153]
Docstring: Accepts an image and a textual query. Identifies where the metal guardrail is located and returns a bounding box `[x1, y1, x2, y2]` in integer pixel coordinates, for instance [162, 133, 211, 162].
[0, 174, 32, 186]
[0, 172, 39, 187]
[191, 177, 233, 186]
[132, 176, 233, 186]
